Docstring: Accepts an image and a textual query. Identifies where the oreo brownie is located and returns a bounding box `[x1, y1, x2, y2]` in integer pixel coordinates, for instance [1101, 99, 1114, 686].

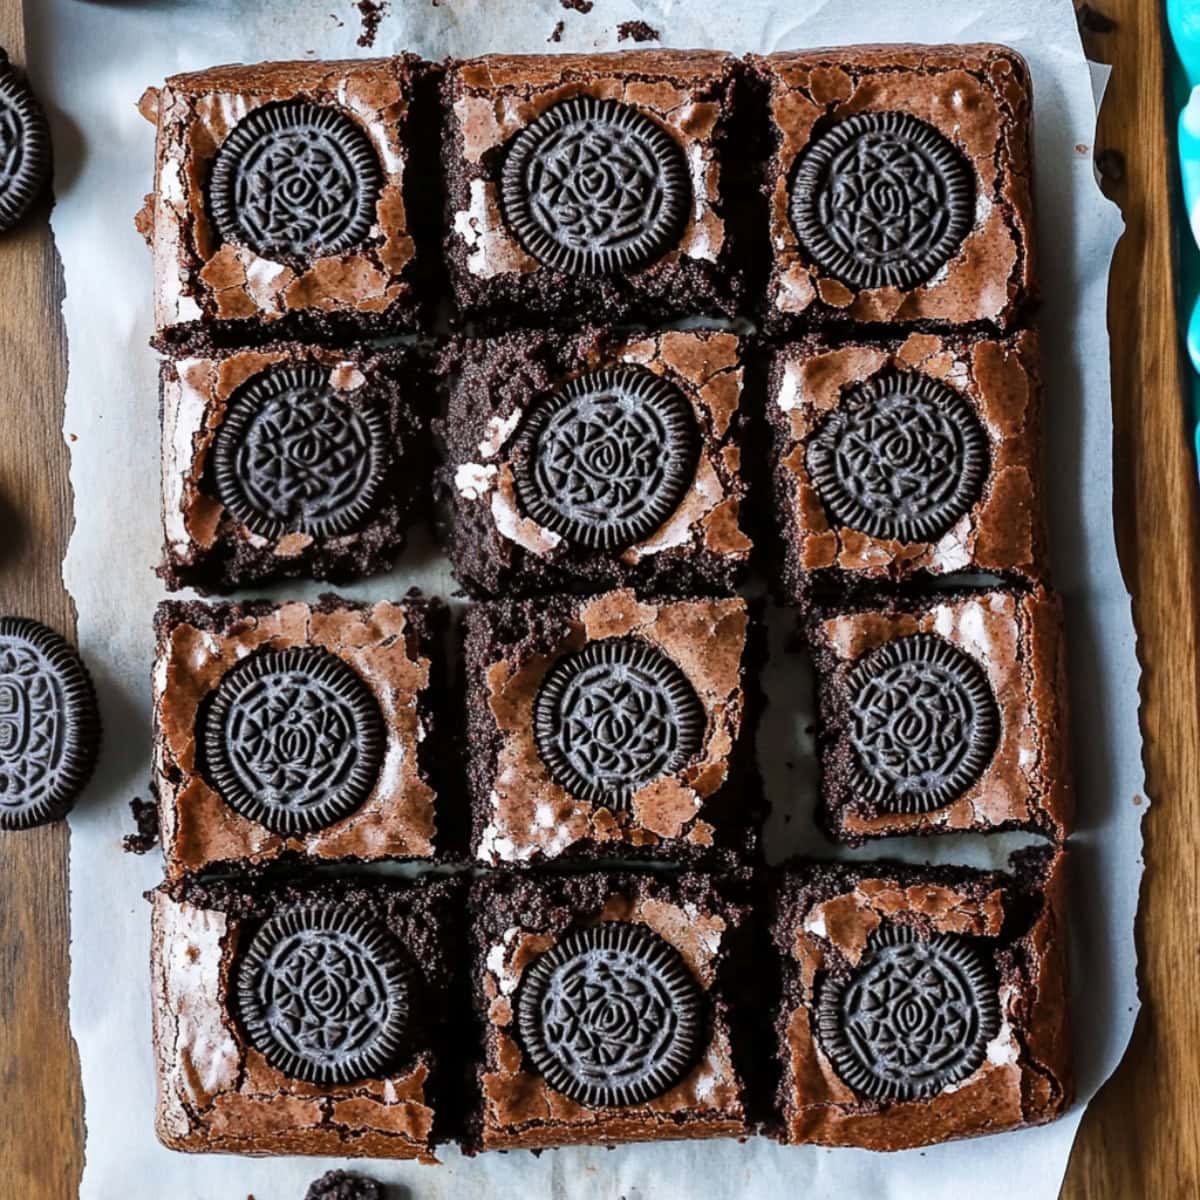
[438, 328, 752, 597]
[150, 873, 463, 1158]
[766, 329, 1046, 603]
[137, 56, 436, 349]
[159, 342, 427, 593]
[441, 51, 747, 328]
[750, 45, 1036, 334]
[465, 870, 756, 1152]
[465, 589, 763, 868]
[806, 585, 1072, 844]
[766, 847, 1072, 1149]
[152, 595, 449, 882]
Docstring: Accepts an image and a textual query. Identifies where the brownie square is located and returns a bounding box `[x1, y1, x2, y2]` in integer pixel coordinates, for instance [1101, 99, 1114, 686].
[766, 848, 1072, 1149]
[766, 329, 1046, 603]
[464, 589, 763, 868]
[152, 595, 449, 882]
[750, 45, 1036, 334]
[139, 57, 435, 348]
[150, 874, 463, 1158]
[438, 328, 752, 597]
[806, 585, 1072, 844]
[159, 343, 427, 594]
[441, 51, 747, 328]
[465, 870, 756, 1152]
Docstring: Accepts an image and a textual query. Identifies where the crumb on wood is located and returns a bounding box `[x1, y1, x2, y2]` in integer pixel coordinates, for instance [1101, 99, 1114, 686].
[1076, 3, 1116, 33]
[617, 20, 659, 43]
[1095, 147, 1125, 183]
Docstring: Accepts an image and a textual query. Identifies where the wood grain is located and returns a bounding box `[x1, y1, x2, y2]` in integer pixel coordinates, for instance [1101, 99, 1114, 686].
[0, 0, 1192, 1196]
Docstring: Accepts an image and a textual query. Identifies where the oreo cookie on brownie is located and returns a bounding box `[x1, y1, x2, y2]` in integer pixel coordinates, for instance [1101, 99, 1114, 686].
[138, 56, 436, 348]
[805, 585, 1072, 844]
[159, 343, 427, 593]
[152, 595, 450, 881]
[439, 328, 752, 597]
[150, 873, 462, 1158]
[750, 45, 1036, 334]
[766, 329, 1046, 603]
[465, 870, 757, 1152]
[441, 51, 747, 328]
[464, 589, 764, 868]
[766, 847, 1073, 1149]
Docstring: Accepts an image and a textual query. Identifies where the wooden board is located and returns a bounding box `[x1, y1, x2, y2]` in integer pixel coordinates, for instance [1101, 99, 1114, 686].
[0, 1, 1192, 1196]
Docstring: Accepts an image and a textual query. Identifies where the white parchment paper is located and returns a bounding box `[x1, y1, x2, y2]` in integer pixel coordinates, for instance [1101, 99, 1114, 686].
[23, 1, 1144, 1197]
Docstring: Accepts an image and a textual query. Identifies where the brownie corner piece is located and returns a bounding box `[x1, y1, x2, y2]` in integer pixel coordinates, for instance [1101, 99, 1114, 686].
[439, 327, 752, 597]
[151, 872, 465, 1158]
[464, 589, 764, 868]
[806, 583, 1071, 844]
[159, 343, 426, 593]
[465, 868, 756, 1152]
[143, 55, 434, 348]
[752, 43, 1035, 334]
[152, 594, 448, 881]
[765, 328, 1046, 603]
[767, 846, 1072, 1149]
[441, 50, 746, 328]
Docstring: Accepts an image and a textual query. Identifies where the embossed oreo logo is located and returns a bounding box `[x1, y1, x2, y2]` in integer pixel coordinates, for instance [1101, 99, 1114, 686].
[209, 100, 383, 261]
[816, 925, 999, 1102]
[0, 57, 50, 232]
[806, 371, 989, 544]
[847, 633, 999, 814]
[0, 618, 99, 830]
[512, 366, 698, 550]
[790, 111, 974, 290]
[213, 364, 388, 541]
[516, 923, 704, 1108]
[501, 96, 690, 275]
[533, 638, 705, 808]
[237, 905, 411, 1084]
[203, 645, 384, 835]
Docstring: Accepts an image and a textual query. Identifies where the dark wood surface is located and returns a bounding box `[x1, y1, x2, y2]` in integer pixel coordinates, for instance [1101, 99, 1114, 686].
[0, 1, 1193, 1196]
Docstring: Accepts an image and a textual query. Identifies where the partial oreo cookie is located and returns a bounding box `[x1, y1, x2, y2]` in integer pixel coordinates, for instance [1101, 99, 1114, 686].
[0, 617, 99, 830]
[501, 96, 690, 275]
[0, 50, 51, 233]
[790, 110, 974, 291]
[516, 922, 704, 1108]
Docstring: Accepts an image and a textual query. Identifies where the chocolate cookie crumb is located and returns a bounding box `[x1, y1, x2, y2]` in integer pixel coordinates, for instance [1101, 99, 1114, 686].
[617, 20, 659, 42]
[355, 0, 389, 48]
[548, 20, 565, 42]
[560, 0, 593, 12]
[304, 1168, 384, 1200]
[1077, 4, 1116, 33]
[1096, 147, 1125, 183]
[122, 797, 159, 855]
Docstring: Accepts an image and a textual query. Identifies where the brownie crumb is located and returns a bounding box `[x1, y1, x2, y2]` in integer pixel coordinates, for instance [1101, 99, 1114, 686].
[548, 19, 565, 42]
[304, 1171, 383, 1200]
[122, 796, 159, 855]
[355, 0, 388, 47]
[559, 0, 593, 11]
[617, 20, 659, 42]
[1077, 3, 1116, 33]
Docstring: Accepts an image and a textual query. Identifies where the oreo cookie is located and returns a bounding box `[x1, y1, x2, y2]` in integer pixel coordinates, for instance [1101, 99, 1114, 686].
[806, 370, 989, 544]
[847, 633, 999, 814]
[236, 905, 411, 1084]
[501, 96, 689, 275]
[203, 645, 384, 835]
[0, 50, 51, 233]
[816, 924, 999, 1102]
[790, 111, 974, 291]
[533, 637, 705, 808]
[516, 922, 704, 1108]
[212, 363, 389, 540]
[512, 366, 699, 551]
[0, 618, 99, 830]
[209, 99, 383, 261]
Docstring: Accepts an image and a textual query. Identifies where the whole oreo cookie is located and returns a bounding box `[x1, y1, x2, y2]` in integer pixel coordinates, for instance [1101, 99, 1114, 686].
[0, 618, 99, 830]
[212, 363, 389, 541]
[516, 922, 704, 1108]
[236, 905, 412, 1085]
[790, 110, 974, 291]
[0, 50, 51, 233]
[202, 645, 384, 835]
[816, 924, 999, 1102]
[533, 637, 705, 808]
[209, 99, 383, 261]
[847, 633, 999, 814]
[512, 365, 699, 551]
[501, 95, 690, 275]
[806, 370, 989, 544]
